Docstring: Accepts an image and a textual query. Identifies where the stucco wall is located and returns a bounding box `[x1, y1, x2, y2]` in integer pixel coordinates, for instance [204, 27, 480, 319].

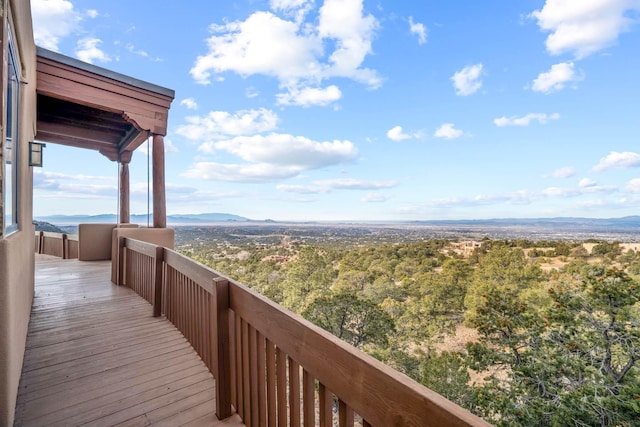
[0, 0, 36, 425]
[78, 223, 139, 261]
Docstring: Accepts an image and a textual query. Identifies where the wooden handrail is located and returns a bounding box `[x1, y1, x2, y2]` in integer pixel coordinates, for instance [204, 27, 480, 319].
[119, 237, 164, 316]
[34, 231, 79, 259]
[119, 237, 491, 427]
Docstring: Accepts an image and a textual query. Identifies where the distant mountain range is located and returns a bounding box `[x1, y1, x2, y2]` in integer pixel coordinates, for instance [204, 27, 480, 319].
[35, 213, 251, 225]
[33, 214, 640, 230]
[412, 216, 640, 228]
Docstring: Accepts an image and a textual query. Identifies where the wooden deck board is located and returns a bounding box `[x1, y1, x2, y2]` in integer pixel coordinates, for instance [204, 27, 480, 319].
[14, 256, 241, 427]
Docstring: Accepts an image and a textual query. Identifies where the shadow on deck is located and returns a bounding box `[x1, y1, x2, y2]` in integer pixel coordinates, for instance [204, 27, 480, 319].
[14, 256, 243, 427]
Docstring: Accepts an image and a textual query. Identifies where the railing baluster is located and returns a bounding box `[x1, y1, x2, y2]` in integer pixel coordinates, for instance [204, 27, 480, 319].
[213, 277, 232, 419]
[266, 339, 276, 427]
[230, 312, 237, 412]
[319, 384, 333, 427]
[235, 312, 244, 419]
[276, 347, 287, 427]
[242, 319, 252, 426]
[250, 325, 260, 426]
[303, 370, 315, 427]
[256, 333, 266, 427]
[153, 246, 163, 317]
[339, 400, 354, 427]
[289, 357, 301, 427]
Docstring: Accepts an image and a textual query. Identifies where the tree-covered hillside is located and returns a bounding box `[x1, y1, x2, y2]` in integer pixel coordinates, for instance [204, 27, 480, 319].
[179, 235, 640, 426]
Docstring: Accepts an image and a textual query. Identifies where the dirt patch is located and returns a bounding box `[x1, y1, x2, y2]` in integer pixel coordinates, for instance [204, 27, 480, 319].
[434, 324, 479, 354]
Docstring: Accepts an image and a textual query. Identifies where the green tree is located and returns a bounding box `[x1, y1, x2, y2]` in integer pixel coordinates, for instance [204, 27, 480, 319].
[281, 246, 335, 311]
[592, 241, 623, 259]
[302, 291, 395, 349]
[467, 268, 640, 426]
[420, 351, 474, 407]
[464, 246, 542, 322]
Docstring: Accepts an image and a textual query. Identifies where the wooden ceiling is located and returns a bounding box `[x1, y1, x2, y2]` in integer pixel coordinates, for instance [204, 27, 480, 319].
[35, 48, 174, 162]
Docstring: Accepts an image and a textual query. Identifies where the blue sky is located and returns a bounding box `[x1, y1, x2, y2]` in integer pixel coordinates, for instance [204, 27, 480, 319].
[31, 0, 640, 221]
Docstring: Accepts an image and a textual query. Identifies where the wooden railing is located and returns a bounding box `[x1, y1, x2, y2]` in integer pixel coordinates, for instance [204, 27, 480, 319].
[35, 231, 79, 259]
[118, 237, 491, 427]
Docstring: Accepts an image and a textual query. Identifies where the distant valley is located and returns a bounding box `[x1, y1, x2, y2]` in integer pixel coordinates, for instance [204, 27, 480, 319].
[34, 213, 640, 242]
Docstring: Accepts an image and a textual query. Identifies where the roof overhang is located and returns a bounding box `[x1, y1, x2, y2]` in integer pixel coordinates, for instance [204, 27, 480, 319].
[35, 47, 175, 161]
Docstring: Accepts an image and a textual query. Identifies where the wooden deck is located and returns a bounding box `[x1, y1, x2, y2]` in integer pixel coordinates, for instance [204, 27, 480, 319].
[14, 256, 243, 427]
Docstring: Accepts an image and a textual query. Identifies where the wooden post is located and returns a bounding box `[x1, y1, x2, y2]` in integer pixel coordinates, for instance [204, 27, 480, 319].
[153, 245, 164, 317]
[117, 237, 126, 286]
[213, 277, 232, 419]
[38, 231, 44, 254]
[62, 234, 68, 259]
[119, 151, 132, 224]
[152, 134, 166, 228]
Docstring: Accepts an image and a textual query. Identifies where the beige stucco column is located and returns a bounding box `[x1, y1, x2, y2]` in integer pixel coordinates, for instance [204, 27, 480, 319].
[118, 151, 132, 224]
[152, 134, 166, 228]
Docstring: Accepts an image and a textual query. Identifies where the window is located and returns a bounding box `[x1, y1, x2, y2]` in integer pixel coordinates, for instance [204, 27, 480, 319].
[3, 27, 20, 236]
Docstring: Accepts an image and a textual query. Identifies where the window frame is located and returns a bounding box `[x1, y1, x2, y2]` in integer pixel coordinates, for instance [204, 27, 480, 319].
[3, 23, 21, 236]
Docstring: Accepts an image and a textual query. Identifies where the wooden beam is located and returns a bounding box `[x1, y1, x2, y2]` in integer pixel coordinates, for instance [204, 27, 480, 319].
[152, 134, 166, 228]
[119, 130, 150, 154]
[37, 121, 123, 145]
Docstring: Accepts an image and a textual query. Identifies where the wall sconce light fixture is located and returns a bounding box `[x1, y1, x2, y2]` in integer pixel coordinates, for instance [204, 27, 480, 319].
[29, 141, 46, 167]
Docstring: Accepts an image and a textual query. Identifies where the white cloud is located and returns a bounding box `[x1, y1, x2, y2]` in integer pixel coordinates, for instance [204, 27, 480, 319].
[34, 170, 116, 197]
[164, 139, 179, 154]
[541, 183, 616, 198]
[176, 108, 279, 141]
[626, 178, 640, 193]
[246, 87, 260, 98]
[190, 0, 381, 102]
[362, 193, 391, 203]
[186, 132, 358, 182]
[531, 62, 582, 93]
[317, 0, 380, 85]
[579, 178, 597, 188]
[270, 0, 313, 11]
[494, 112, 560, 127]
[183, 162, 304, 183]
[276, 184, 324, 194]
[581, 184, 617, 194]
[75, 38, 111, 64]
[125, 43, 161, 61]
[270, 0, 314, 22]
[35, 170, 114, 183]
[139, 138, 179, 155]
[541, 186, 582, 197]
[530, 0, 640, 59]
[314, 178, 397, 190]
[209, 134, 357, 169]
[422, 190, 535, 209]
[409, 17, 427, 44]
[451, 64, 483, 96]
[31, 0, 82, 51]
[86, 9, 98, 18]
[276, 85, 342, 106]
[180, 98, 199, 110]
[277, 178, 397, 194]
[593, 151, 640, 172]
[387, 126, 411, 141]
[550, 166, 576, 178]
[191, 12, 320, 85]
[434, 123, 463, 139]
